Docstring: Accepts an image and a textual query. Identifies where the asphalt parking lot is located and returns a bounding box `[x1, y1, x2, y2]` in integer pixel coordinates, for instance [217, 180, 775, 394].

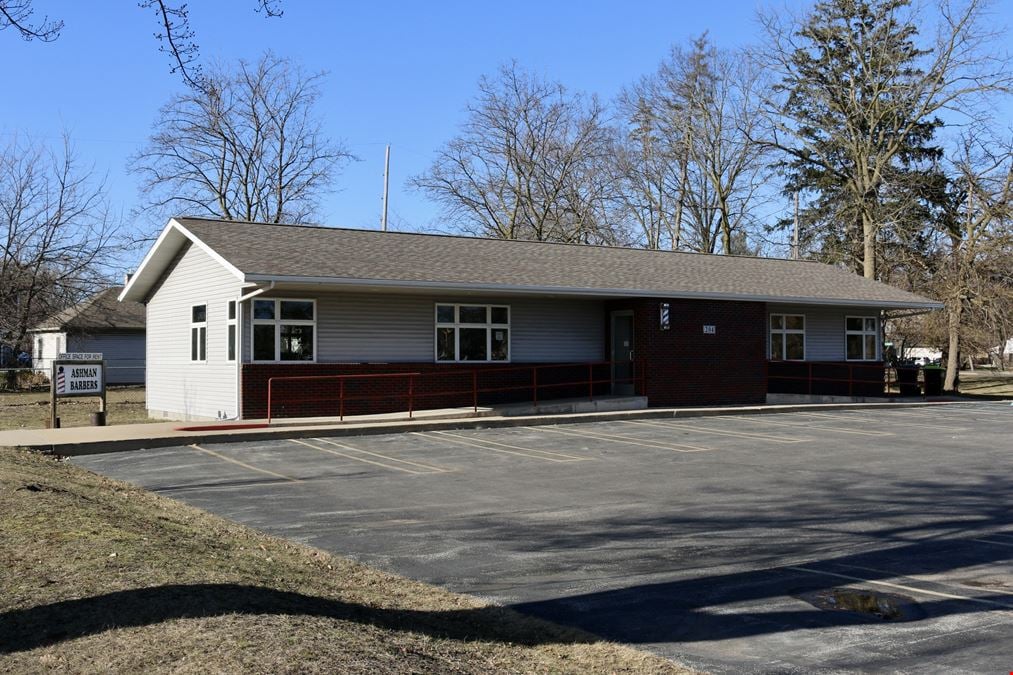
[74, 403, 1013, 673]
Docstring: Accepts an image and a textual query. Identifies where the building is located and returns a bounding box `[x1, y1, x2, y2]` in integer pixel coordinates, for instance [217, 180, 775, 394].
[31, 287, 146, 384]
[119, 217, 942, 421]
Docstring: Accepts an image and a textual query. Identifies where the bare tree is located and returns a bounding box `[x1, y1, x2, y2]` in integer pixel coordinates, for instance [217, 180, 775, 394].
[131, 52, 355, 225]
[0, 135, 120, 378]
[0, 0, 61, 41]
[2, 1, 281, 88]
[412, 62, 618, 244]
[614, 36, 769, 253]
[759, 0, 1012, 279]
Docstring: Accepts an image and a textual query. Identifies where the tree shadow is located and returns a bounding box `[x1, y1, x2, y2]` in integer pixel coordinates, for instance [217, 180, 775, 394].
[0, 583, 593, 655]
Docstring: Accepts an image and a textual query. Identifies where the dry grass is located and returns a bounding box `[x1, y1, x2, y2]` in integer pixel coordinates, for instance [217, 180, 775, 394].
[0, 386, 154, 431]
[0, 447, 691, 674]
[957, 371, 1013, 397]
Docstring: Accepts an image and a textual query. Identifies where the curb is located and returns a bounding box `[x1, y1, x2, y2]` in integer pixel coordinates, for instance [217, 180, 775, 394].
[32, 399, 982, 457]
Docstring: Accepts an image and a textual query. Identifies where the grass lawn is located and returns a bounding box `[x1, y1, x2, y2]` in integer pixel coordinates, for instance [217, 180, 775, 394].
[0, 386, 154, 431]
[957, 371, 1013, 397]
[0, 447, 689, 674]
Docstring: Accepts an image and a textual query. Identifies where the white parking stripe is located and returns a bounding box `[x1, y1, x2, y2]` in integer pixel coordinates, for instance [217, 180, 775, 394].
[725, 415, 892, 437]
[312, 437, 453, 473]
[974, 538, 1013, 549]
[291, 438, 436, 475]
[795, 411, 965, 432]
[190, 444, 301, 483]
[787, 566, 1013, 611]
[527, 424, 712, 453]
[626, 419, 809, 444]
[419, 431, 589, 463]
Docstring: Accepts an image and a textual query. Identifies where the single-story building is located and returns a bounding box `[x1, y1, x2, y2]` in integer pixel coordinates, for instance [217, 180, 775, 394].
[119, 217, 942, 421]
[32, 287, 146, 384]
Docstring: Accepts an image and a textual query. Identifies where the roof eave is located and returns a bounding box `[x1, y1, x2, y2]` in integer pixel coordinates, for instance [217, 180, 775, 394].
[243, 274, 944, 310]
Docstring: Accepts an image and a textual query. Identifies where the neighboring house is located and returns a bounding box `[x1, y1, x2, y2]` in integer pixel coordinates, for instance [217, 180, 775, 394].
[32, 287, 146, 384]
[119, 217, 942, 421]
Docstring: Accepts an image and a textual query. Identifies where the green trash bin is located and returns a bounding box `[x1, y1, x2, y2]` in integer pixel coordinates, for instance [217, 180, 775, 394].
[922, 366, 944, 396]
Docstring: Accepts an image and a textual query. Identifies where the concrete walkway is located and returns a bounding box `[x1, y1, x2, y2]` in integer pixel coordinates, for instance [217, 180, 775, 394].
[0, 398, 978, 456]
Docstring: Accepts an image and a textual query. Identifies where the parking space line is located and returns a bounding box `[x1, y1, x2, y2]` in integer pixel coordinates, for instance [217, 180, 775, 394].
[626, 419, 809, 444]
[311, 437, 453, 474]
[190, 444, 301, 483]
[788, 565, 1013, 611]
[528, 424, 712, 453]
[291, 439, 439, 475]
[795, 411, 966, 431]
[422, 430, 589, 462]
[973, 538, 1013, 549]
[724, 415, 893, 437]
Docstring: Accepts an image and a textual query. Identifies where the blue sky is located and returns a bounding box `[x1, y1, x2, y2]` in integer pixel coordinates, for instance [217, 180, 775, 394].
[3, 0, 1011, 266]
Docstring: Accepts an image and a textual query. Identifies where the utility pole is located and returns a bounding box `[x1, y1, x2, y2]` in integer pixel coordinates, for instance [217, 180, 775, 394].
[791, 192, 800, 260]
[380, 144, 390, 232]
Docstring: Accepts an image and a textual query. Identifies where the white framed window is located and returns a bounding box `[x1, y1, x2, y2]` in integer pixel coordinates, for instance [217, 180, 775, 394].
[846, 315, 879, 361]
[226, 300, 237, 361]
[191, 304, 207, 362]
[435, 303, 510, 362]
[252, 298, 315, 362]
[770, 314, 805, 361]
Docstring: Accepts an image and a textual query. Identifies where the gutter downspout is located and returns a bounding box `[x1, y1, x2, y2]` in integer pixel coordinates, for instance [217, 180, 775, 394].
[235, 281, 275, 419]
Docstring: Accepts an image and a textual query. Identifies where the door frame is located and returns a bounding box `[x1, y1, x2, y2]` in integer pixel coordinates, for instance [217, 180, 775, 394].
[610, 310, 635, 394]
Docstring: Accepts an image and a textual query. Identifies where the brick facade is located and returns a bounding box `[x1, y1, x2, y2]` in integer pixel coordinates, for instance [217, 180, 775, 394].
[606, 298, 768, 407]
[242, 361, 613, 419]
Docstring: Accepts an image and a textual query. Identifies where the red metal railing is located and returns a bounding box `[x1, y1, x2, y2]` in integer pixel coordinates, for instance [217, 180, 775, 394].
[766, 361, 894, 397]
[265, 360, 645, 424]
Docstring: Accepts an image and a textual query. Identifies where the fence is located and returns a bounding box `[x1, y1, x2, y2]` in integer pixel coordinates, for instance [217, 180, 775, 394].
[265, 360, 645, 424]
[766, 361, 893, 397]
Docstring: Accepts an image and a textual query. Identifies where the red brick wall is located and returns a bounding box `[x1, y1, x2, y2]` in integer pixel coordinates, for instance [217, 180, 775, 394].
[606, 298, 768, 406]
[242, 361, 613, 419]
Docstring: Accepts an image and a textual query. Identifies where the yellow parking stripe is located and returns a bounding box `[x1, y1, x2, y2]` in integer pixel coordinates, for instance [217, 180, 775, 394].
[725, 415, 893, 437]
[190, 444, 301, 482]
[292, 439, 435, 475]
[312, 437, 453, 473]
[424, 430, 589, 462]
[528, 424, 712, 453]
[625, 419, 809, 443]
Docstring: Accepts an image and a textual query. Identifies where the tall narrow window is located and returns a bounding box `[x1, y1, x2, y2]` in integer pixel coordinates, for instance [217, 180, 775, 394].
[435, 304, 510, 362]
[770, 314, 805, 361]
[226, 300, 237, 361]
[252, 299, 315, 362]
[191, 304, 207, 362]
[846, 316, 879, 361]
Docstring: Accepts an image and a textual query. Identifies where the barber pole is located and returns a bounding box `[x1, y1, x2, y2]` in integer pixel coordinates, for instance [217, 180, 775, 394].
[56, 366, 66, 395]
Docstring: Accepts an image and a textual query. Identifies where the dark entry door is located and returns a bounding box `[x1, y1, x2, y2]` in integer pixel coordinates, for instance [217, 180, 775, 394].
[611, 311, 635, 395]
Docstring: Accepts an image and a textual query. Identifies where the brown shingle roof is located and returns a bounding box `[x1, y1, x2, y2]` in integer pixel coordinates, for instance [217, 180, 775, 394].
[172, 217, 940, 308]
[34, 287, 145, 332]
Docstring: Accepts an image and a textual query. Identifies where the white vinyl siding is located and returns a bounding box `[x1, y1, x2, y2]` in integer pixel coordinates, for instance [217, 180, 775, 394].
[242, 292, 604, 363]
[146, 242, 242, 420]
[768, 304, 883, 361]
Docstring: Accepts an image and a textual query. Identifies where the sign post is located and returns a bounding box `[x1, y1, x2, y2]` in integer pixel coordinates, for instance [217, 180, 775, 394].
[50, 353, 106, 428]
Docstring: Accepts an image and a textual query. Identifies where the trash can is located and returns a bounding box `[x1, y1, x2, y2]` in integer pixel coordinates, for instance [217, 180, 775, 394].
[895, 366, 921, 397]
[922, 366, 944, 396]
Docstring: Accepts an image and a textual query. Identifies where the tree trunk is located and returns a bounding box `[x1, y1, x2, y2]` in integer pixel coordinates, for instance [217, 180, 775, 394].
[943, 302, 961, 392]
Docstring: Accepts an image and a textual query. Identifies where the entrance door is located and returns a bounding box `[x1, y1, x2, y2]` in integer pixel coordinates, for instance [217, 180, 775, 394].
[611, 311, 635, 395]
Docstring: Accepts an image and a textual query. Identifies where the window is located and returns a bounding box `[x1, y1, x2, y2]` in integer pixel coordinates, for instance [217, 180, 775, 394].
[435, 303, 509, 362]
[252, 299, 315, 362]
[226, 300, 237, 361]
[191, 304, 207, 362]
[846, 315, 879, 361]
[770, 314, 805, 361]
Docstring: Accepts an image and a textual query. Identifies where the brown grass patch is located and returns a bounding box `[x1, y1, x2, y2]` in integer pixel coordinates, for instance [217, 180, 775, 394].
[0, 386, 155, 431]
[0, 447, 692, 674]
